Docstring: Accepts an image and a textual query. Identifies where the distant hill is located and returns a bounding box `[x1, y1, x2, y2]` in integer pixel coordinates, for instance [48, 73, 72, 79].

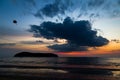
[14, 52, 58, 57]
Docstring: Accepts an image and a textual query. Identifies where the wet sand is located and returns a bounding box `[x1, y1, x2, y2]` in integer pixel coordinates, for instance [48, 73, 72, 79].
[0, 65, 120, 80]
[0, 72, 120, 80]
[0, 57, 120, 80]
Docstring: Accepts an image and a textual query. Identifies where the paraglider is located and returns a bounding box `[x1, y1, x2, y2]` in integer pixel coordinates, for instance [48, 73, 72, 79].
[13, 20, 17, 24]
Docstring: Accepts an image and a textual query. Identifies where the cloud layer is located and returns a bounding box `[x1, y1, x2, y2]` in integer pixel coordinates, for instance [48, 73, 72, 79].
[35, 0, 72, 18]
[34, 0, 120, 20]
[30, 17, 109, 51]
[0, 43, 16, 47]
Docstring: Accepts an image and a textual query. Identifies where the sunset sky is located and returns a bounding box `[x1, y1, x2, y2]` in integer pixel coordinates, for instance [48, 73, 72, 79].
[0, 0, 120, 57]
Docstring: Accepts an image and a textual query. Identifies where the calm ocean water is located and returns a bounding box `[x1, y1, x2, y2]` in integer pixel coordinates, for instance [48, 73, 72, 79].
[0, 57, 120, 79]
[0, 57, 120, 66]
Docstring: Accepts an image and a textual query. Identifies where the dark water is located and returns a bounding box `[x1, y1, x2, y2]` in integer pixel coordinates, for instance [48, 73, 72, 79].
[0, 57, 120, 79]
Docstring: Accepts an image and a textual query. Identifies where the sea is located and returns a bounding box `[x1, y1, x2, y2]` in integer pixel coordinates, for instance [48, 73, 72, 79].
[0, 57, 120, 80]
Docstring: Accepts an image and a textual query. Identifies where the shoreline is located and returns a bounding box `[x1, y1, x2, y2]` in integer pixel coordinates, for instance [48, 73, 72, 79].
[0, 64, 120, 71]
[0, 65, 120, 80]
[0, 72, 120, 80]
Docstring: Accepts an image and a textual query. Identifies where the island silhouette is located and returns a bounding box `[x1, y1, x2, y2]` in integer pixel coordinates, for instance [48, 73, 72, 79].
[14, 52, 58, 57]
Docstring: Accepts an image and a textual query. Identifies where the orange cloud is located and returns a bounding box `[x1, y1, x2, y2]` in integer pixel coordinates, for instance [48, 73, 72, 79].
[57, 42, 120, 57]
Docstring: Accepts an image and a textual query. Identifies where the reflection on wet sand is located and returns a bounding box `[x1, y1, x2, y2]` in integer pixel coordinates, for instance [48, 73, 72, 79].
[0, 57, 120, 80]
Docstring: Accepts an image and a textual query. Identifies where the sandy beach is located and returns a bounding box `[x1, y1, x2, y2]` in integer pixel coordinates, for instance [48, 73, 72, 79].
[0, 71, 120, 80]
[0, 65, 120, 80]
[0, 57, 120, 80]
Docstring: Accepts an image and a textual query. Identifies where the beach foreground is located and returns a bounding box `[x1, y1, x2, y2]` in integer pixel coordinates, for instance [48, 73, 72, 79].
[0, 57, 120, 80]
[0, 73, 120, 80]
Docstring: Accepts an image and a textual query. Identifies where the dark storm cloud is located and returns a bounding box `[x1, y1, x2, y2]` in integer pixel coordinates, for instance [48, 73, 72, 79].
[30, 17, 109, 51]
[35, 0, 72, 18]
[0, 43, 16, 47]
[48, 44, 88, 52]
[34, 0, 120, 19]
